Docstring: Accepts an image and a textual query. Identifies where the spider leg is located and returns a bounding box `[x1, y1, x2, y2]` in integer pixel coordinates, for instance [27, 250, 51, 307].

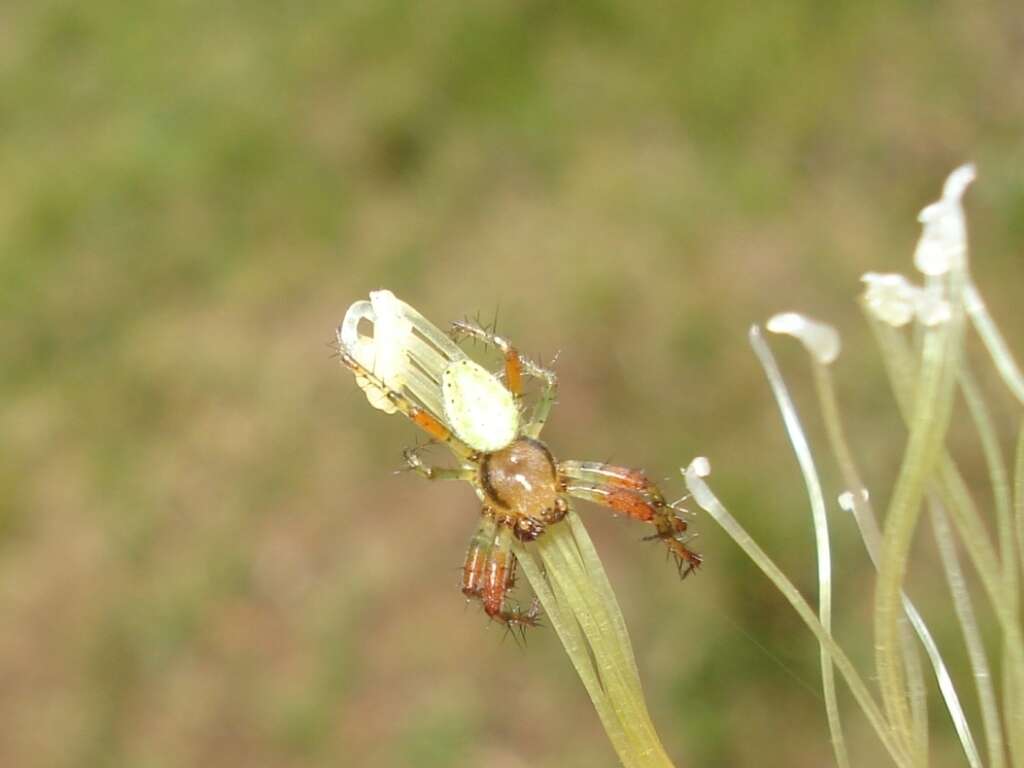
[558, 460, 703, 578]
[402, 447, 476, 482]
[523, 365, 558, 440]
[450, 320, 558, 439]
[339, 350, 476, 460]
[476, 522, 543, 629]
[462, 516, 497, 600]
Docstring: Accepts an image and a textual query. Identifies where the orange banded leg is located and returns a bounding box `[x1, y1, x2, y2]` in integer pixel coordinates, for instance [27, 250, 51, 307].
[558, 460, 661, 495]
[504, 347, 523, 400]
[338, 351, 475, 460]
[561, 464, 702, 578]
[480, 524, 541, 629]
[462, 516, 497, 599]
[447, 321, 523, 398]
[449, 320, 558, 439]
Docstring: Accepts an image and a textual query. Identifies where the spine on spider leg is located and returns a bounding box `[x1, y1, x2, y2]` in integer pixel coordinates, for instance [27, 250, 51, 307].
[450, 319, 554, 386]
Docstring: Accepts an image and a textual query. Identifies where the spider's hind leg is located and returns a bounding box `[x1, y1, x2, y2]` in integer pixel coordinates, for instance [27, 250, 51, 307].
[462, 515, 497, 601]
[558, 460, 702, 578]
[462, 517, 543, 631]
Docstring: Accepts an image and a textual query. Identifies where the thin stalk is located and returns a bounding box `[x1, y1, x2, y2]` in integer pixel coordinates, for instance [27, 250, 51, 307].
[749, 327, 849, 768]
[964, 279, 1024, 406]
[930, 499, 1005, 768]
[901, 626, 929, 767]
[867, 312, 1024, 766]
[837, 489, 983, 768]
[959, 363, 1021, 766]
[1017, 423, 1024, 590]
[959, 365, 1017, 604]
[1012, 422, 1024, 768]
[683, 460, 912, 768]
[870, 287, 963, 762]
[1015, 423, 1024, 593]
[811, 346, 980, 767]
[1018, 422, 1024, 600]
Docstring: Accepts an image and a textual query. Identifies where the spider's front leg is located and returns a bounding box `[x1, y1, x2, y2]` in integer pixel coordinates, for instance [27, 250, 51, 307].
[338, 350, 477, 460]
[461, 516, 542, 631]
[450, 320, 558, 439]
[402, 446, 476, 482]
[559, 460, 703, 578]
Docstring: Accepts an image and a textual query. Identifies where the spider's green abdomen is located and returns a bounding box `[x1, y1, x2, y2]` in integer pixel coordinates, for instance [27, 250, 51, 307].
[441, 358, 519, 452]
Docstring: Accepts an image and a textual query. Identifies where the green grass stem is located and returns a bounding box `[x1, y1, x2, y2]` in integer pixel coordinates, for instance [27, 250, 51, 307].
[683, 460, 913, 768]
[930, 499, 1001, 768]
[748, 326, 849, 768]
[516, 511, 676, 768]
[871, 285, 964, 762]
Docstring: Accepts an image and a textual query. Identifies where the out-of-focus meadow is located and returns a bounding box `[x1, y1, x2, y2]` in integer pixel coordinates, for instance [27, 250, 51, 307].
[3, 2, 1023, 766]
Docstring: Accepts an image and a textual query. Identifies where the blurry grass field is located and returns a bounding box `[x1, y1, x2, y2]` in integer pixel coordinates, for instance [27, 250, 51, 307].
[3, 1, 1024, 766]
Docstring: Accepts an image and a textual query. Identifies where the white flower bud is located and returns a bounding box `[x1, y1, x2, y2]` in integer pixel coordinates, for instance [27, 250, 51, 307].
[861, 273, 921, 327]
[766, 312, 841, 364]
[914, 164, 974, 276]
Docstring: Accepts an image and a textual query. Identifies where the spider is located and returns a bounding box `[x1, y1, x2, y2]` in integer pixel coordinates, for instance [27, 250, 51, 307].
[336, 291, 701, 632]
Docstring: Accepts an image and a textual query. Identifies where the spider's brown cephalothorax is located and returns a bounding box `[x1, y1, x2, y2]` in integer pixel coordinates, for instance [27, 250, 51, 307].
[481, 438, 559, 524]
[337, 294, 701, 632]
[479, 437, 571, 542]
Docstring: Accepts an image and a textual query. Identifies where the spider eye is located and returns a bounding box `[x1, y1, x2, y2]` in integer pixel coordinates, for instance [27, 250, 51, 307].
[442, 359, 519, 452]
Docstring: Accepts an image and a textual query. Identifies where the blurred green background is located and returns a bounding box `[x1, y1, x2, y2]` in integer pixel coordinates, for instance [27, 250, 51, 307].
[3, 1, 1023, 766]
